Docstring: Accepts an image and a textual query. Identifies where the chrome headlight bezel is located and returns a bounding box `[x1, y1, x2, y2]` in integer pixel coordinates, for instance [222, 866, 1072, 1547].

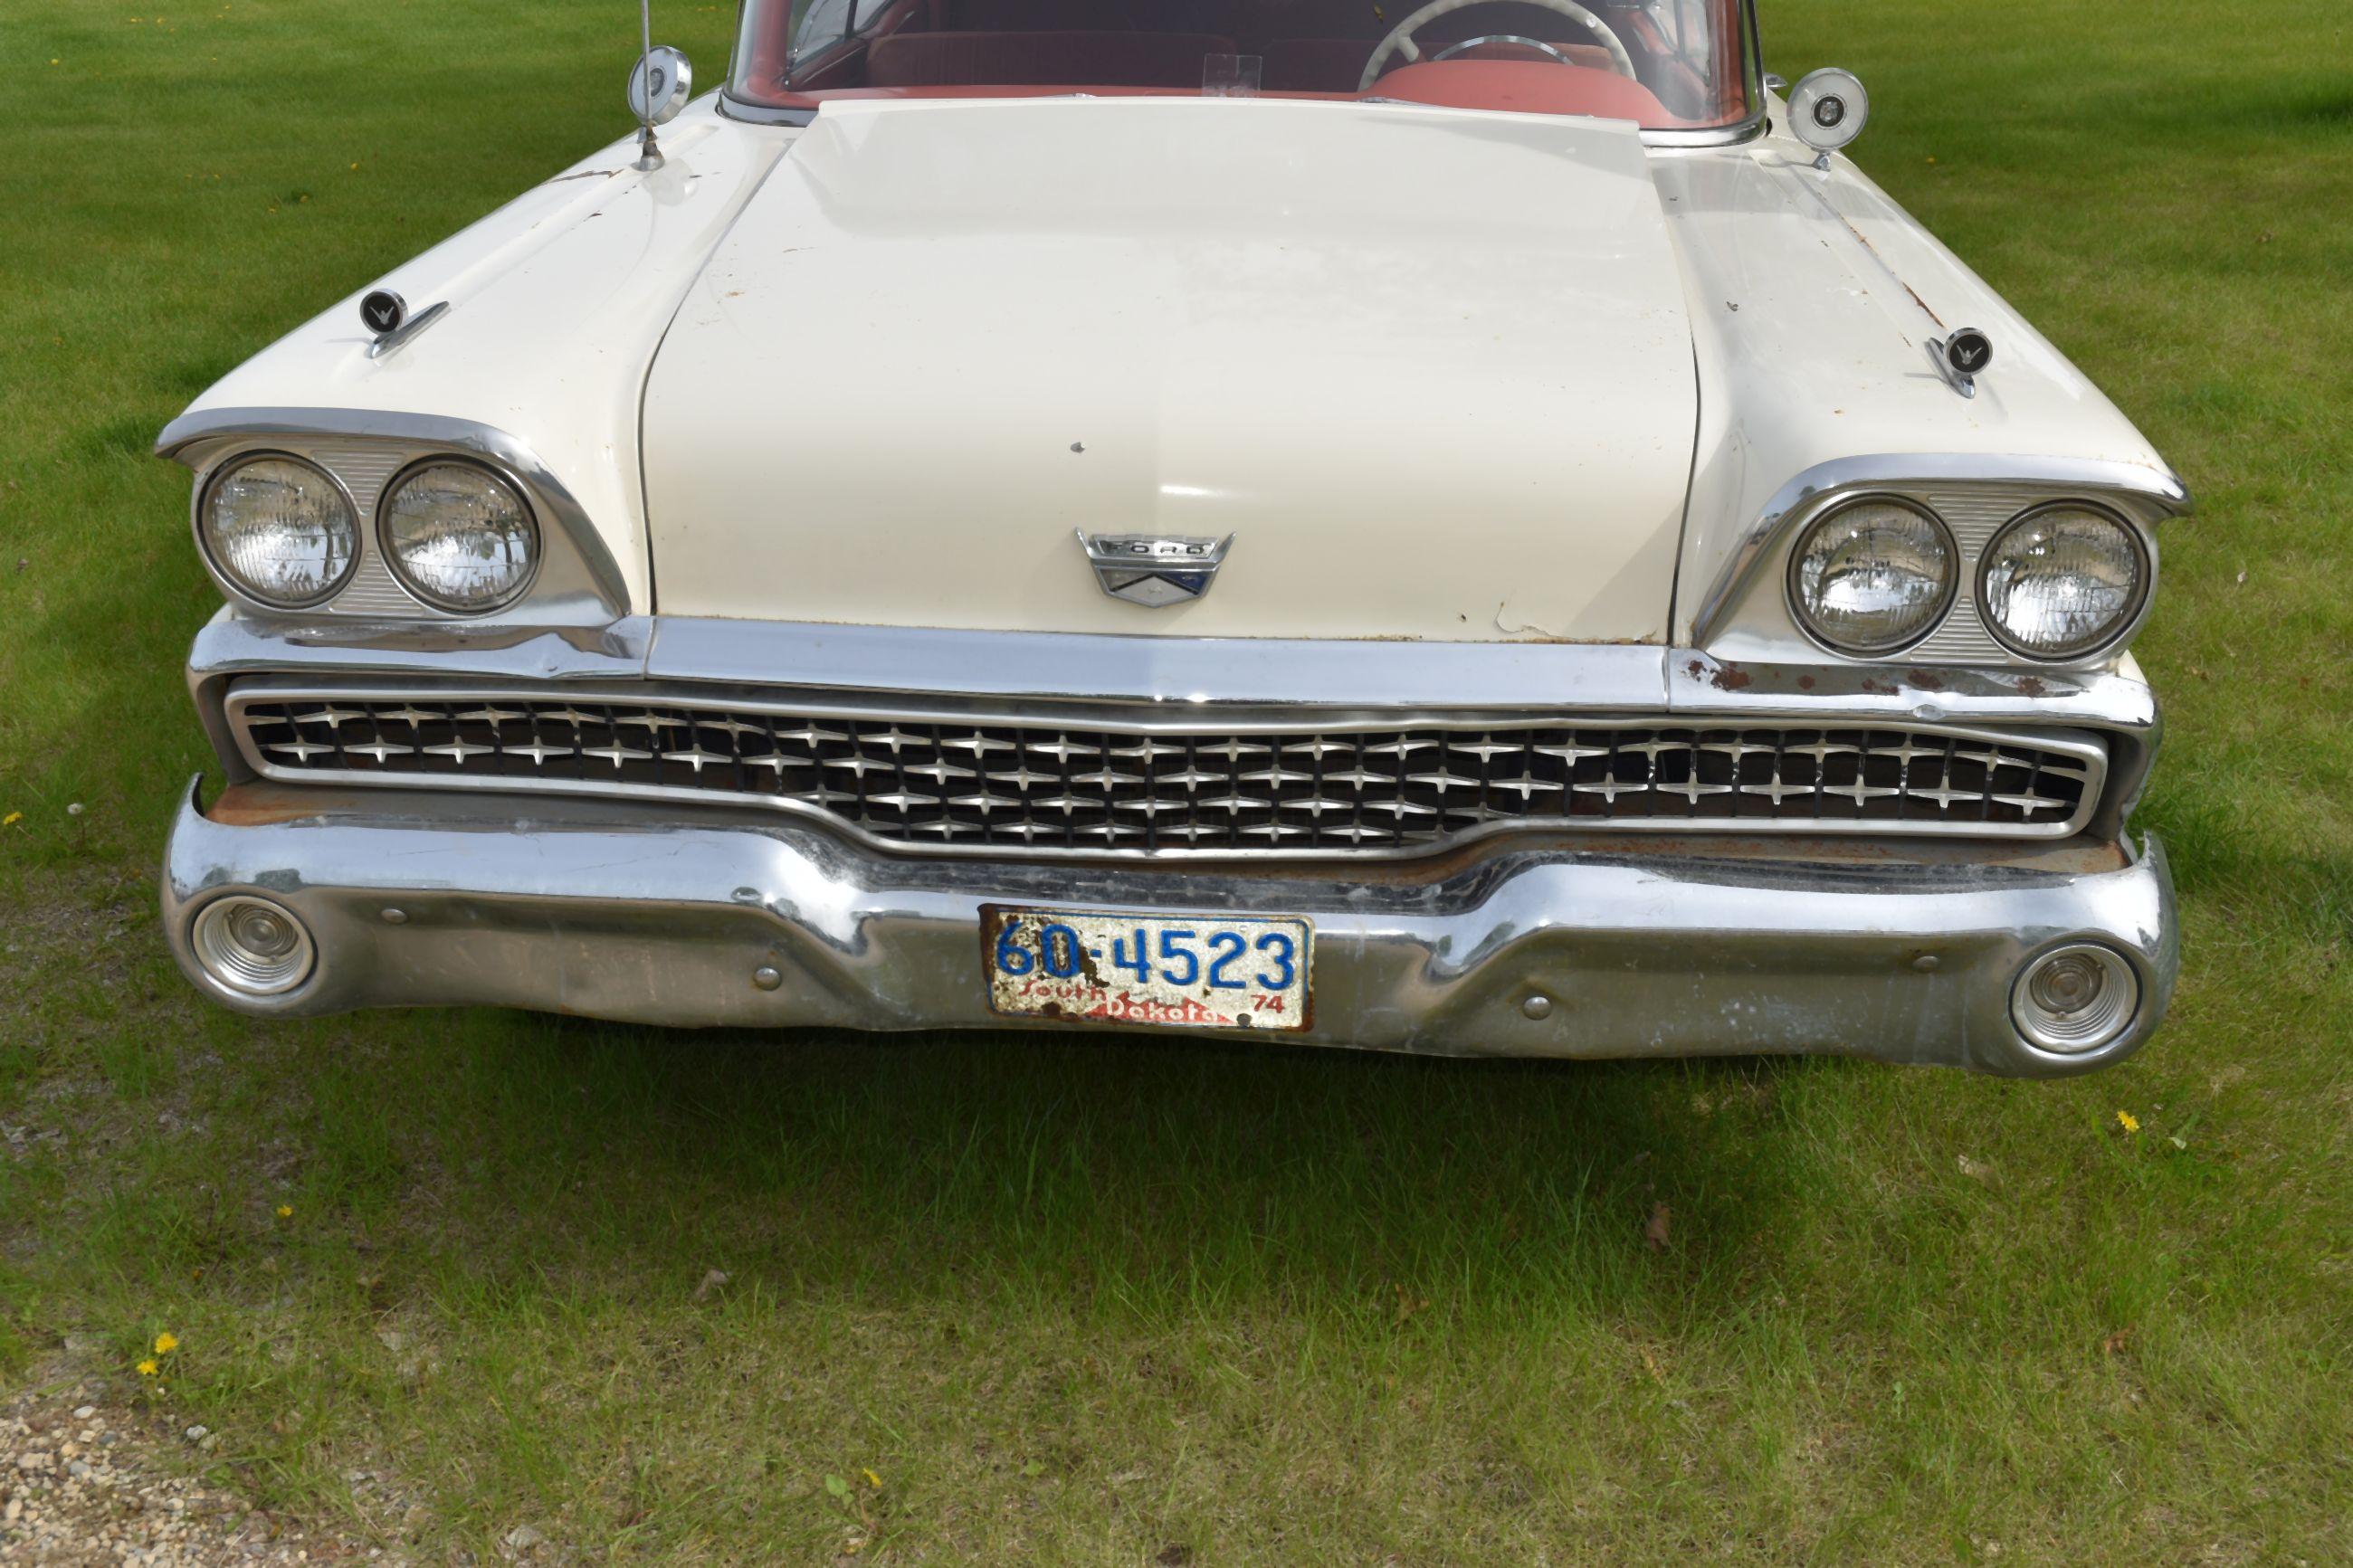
[376, 456, 543, 615]
[1976, 500, 2154, 663]
[194, 451, 362, 611]
[1784, 494, 1960, 658]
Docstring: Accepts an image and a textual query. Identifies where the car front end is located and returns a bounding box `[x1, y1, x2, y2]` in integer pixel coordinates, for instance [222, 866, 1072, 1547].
[155, 10, 2187, 1077]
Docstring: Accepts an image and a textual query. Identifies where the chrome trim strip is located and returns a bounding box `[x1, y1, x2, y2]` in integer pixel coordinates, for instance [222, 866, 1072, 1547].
[185, 613, 2162, 733]
[218, 679, 2113, 854]
[160, 775, 2180, 1078]
[183, 613, 2163, 730]
[1689, 454, 2194, 654]
[156, 407, 631, 621]
[1637, 119, 1768, 150]
[716, 90, 815, 126]
[1663, 651, 2157, 727]
[365, 299, 450, 360]
[186, 609, 655, 685]
[649, 618, 1672, 708]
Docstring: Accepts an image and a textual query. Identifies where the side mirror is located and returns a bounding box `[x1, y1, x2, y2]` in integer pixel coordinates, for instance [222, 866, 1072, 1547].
[628, 45, 694, 127]
[1788, 68, 1869, 167]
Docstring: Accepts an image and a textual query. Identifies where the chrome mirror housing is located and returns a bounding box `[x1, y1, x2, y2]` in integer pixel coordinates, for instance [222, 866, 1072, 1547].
[1788, 68, 1869, 166]
[628, 45, 693, 127]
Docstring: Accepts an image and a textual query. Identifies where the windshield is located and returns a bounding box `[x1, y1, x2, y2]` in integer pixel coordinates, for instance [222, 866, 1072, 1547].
[729, 0, 1757, 129]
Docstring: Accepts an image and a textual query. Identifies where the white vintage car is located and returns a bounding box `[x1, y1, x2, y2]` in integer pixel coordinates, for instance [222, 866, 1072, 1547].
[157, 0, 2185, 1076]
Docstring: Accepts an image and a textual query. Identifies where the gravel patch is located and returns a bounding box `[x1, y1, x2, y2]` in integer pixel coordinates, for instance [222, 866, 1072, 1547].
[0, 1369, 409, 1566]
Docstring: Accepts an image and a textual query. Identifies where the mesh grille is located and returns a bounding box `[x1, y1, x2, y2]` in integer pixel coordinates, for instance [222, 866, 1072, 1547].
[229, 692, 2101, 851]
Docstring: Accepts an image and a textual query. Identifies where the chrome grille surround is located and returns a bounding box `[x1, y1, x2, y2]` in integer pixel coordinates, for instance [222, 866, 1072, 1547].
[223, 684, 2108, 857]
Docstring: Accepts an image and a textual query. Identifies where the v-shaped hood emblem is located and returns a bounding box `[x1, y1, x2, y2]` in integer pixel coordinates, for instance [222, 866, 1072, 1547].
[1077, 531, 1235, 609]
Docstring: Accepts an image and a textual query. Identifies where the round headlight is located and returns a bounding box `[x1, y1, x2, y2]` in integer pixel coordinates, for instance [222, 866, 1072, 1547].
[1980, 505, 2148, 660]
[380, 461, 539, 613]
[199, 455, 358, 608]
[1788, 498, 1957, 655]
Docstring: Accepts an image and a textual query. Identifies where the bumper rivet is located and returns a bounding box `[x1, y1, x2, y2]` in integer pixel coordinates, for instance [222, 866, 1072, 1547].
[1522, 994, 1554, 1021]
[1912, 955, 1940, 972]
[380, 908, 407, 925]
[752, 965, 783, 992]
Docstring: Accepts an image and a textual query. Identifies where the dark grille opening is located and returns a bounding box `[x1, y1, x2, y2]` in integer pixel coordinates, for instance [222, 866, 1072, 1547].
[232, 695, 2101, 851]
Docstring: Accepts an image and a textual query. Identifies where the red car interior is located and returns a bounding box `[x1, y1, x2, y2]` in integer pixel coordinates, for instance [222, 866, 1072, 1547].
[867, 30, 1243, 87]
[735, 0, 1748, 125]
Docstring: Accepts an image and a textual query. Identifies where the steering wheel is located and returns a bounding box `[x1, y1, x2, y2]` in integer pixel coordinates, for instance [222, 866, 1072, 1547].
[1358, 0, 1638, 91]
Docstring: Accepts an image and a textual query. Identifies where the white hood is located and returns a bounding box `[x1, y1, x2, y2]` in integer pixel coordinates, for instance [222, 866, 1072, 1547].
[642, 95, 1697, 642]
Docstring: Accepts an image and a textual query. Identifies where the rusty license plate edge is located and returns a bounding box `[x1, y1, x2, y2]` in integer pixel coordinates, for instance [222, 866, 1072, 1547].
[979, 905, 1315, 1032]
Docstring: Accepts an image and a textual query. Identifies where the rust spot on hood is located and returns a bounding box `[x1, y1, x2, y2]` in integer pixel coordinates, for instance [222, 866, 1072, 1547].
[1831, 208, 1945, 331]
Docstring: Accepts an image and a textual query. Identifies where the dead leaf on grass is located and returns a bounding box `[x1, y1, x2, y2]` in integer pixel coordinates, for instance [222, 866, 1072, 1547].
[2101, 1326, 2136, 1357]
[1643, 1202, 1672, 1252]
[692, 1268, 730, 1302]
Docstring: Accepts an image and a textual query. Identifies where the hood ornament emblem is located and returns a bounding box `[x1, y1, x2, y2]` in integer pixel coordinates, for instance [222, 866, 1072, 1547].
[1077, 531, 1234, 608]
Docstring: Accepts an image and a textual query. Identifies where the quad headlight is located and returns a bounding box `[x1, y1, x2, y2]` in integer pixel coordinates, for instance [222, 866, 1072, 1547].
[1787, 497, 1957, 655]
[1979, 504, 2148, 660]
[199, 454, 358, 608]
[379, 461, 540, 613]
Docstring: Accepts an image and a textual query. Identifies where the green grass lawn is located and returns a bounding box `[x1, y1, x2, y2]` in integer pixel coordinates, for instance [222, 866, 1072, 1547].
[3, 0, 2350, 1561]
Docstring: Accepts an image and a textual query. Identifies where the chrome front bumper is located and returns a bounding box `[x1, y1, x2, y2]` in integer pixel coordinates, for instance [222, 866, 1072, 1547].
[162, 778, 2177, 1078]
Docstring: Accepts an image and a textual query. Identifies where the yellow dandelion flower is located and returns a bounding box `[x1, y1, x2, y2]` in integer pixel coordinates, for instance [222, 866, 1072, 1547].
[154, 1332, 180, 1354]
[2, 812, 20, 825]
[2115, 1110, 2140, 1135]
[276, 1204, 293, 1219]
[862, 1468, 881, 1489]
[137, 1358, 159, 1376]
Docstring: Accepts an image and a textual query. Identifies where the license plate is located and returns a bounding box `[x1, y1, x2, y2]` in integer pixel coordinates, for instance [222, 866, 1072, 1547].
[981, 907, 1312, 1031]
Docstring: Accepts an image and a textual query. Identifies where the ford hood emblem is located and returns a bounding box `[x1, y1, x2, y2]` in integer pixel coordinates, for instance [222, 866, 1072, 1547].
[1077, 531, 1234, 608]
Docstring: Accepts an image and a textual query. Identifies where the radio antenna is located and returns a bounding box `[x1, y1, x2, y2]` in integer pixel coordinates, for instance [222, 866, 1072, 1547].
[634, 0, 664, 172]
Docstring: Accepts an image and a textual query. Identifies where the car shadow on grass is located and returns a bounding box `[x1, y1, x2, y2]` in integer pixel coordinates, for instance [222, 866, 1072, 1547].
[400, 1013, 1836, 1327]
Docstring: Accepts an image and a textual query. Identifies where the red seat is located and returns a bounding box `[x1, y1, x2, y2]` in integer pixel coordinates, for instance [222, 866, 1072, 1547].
[866, 29, 1241, 86]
